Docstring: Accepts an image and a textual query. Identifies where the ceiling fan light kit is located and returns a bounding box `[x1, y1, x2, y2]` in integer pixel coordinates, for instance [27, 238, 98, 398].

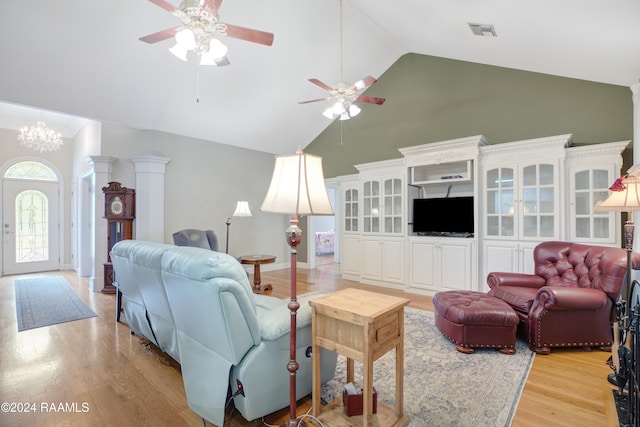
[323, 100, 361, 120]
[140, 0, 274, 66]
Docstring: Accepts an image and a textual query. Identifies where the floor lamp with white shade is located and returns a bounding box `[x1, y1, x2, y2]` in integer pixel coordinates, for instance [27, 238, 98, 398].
[261, 147, 334, 427]
[225, 201, 252, 254]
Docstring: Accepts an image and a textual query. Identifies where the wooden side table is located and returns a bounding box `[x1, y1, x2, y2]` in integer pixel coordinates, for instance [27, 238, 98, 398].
[310, 288, 411, 427]
[239, 255, 276, 294]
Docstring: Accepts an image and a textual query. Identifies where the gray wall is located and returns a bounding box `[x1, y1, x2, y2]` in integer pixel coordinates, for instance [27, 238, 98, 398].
[305, 53, 634, 177]
[99, 123, 290, 262]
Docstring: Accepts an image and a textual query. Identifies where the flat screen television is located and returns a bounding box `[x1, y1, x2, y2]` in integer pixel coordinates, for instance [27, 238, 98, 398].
[412, 197, 474, 236]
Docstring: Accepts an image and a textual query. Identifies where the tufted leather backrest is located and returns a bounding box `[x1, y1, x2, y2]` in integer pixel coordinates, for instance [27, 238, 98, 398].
[533, 241, 636, 301]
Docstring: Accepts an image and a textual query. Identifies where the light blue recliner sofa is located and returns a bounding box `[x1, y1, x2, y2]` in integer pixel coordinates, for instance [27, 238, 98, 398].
[111, 240, 338, 426]
[111, 240, 180, 362]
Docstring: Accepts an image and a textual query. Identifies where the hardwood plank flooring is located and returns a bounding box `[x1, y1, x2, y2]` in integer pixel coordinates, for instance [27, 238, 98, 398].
[0, 265, 620, 426]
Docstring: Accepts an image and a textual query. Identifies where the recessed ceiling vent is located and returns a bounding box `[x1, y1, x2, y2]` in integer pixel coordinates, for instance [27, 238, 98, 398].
[468, 23, 497, 37]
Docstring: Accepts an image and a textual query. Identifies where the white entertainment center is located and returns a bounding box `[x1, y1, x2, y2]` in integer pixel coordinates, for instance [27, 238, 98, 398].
[332, 134, 629, 295]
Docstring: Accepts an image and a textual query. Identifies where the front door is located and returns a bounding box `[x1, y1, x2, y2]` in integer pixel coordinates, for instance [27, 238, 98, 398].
[2, 179, 60, 275]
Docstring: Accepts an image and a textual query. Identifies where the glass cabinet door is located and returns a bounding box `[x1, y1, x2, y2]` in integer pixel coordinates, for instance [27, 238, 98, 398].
[383, 178, 403, 233]
[363, 180, 380, 233]
[485, 167, 514, 237]
[574, 169, 611, 240]
[521, 163, 555, 238]
[343, 188, 359, 232]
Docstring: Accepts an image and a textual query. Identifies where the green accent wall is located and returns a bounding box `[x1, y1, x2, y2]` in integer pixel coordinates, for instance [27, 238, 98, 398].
[305, 53, 633, 178]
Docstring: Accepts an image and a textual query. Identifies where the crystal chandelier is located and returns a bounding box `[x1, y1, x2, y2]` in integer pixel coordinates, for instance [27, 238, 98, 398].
[18, 121, 64, 153]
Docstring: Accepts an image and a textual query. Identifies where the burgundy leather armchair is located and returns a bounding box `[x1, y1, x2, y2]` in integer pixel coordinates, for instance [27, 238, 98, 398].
[487, 241, 640, 354]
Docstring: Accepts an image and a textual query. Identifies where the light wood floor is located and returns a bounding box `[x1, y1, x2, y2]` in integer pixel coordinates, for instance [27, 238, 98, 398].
[0, 264, 621, 426]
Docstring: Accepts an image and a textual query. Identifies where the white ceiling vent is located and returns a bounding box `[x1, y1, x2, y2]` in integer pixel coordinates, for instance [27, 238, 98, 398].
[468, 23, 497, 37]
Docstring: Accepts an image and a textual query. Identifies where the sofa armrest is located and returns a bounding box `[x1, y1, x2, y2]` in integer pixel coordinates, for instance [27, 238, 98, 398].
[536, 286, 609, 310]
[258, 291, 328, 341]
[487, 272, 546, 289]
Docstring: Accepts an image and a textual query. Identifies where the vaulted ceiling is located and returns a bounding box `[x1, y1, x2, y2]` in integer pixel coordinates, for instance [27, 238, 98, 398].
[0, 0, 638, 154]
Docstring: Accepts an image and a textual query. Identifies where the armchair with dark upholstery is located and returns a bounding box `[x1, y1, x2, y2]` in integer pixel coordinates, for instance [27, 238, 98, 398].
[172, 229, 219, 251]
[487, 241, 640, 354]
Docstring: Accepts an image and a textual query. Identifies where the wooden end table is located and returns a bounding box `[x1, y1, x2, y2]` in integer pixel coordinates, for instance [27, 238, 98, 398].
[310, 288, 411, 427]
[239, 255, 276, 294]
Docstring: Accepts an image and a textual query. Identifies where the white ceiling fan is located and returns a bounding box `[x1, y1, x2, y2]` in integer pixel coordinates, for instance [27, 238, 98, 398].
[298, 0, 385, 120]
[139, 0, 274, 66]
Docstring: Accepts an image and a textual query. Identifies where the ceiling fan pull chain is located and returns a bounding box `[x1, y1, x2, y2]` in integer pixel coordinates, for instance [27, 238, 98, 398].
[196, 62, 200, 103]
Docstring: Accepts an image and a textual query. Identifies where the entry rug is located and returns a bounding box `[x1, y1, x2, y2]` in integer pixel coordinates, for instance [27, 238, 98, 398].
[321, 307, 535, 427]
[15, 276, 97, 331]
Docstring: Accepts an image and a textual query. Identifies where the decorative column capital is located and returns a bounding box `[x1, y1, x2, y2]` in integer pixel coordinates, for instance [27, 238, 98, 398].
[130, 155, 171, 174]
[86, 156, 117, 173]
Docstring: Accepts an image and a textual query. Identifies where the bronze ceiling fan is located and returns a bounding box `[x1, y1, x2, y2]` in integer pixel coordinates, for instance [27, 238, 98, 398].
[299, 0, 385, 120]
[139, 0, 274, 66]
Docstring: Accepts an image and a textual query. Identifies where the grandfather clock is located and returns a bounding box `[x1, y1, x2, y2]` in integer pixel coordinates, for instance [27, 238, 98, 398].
[102, 182, 135, 294]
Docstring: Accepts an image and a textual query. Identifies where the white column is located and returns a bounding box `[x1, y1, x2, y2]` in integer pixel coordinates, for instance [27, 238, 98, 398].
[131, 156, 171, 243]
[86, 156, 117, 292]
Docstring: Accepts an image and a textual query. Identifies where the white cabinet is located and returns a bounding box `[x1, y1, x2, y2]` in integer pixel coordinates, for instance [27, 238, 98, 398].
[337, 175, 361, 281]
[399, 136, 485, 295]
[354, 159, 405, 288]
[334, 134, 625, 296]
[483, 160, 561, 241]
[341, 234, 360, 280]
[481, 241, 537, 290]
[408, 237, 475, 292]
[361, 237, 405, 286]
[480, 135, 569, 282]
[361, 177, 403, 235]
[565, 141, 627, 246]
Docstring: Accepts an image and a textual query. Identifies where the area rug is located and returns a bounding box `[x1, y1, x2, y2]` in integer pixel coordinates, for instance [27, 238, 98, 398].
[321, 307, 534, 426]
[15, 276, 97, 331]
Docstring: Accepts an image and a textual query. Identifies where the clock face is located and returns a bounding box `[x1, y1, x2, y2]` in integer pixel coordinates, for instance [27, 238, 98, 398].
[110, 196, 124, 215]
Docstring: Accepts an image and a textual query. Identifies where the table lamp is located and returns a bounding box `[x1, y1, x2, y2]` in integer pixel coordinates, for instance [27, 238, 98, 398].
[261, 147, 334, 427]
[225, 201, 252, 254]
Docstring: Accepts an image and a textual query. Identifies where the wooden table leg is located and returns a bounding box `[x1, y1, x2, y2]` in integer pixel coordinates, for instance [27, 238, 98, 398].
[363, 322, 374, 427]
[252, 264, 272, 294]
[312, 311, 321, 418]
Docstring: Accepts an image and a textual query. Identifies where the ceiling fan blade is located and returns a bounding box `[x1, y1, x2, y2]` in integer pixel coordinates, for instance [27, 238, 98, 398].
[223, 23, 274, 46]
[308, 79, 333, 92]
[355, 95, 386, 105]
[202, 0, 224, 14]
[139, 27, 179, 44]
[298, 98, 330, 105]
[147, 0, 178, 12]
[353, 75, 378, 91]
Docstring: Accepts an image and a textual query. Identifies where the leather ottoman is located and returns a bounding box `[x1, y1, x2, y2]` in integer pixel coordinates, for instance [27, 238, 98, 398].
[433, 290, 519, 354]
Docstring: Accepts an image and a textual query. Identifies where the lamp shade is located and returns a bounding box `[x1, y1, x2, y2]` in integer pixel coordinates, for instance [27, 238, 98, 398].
[261, 147, 334, 216]
[596, 175, 640, 212]
[232, 201, 252, 218]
